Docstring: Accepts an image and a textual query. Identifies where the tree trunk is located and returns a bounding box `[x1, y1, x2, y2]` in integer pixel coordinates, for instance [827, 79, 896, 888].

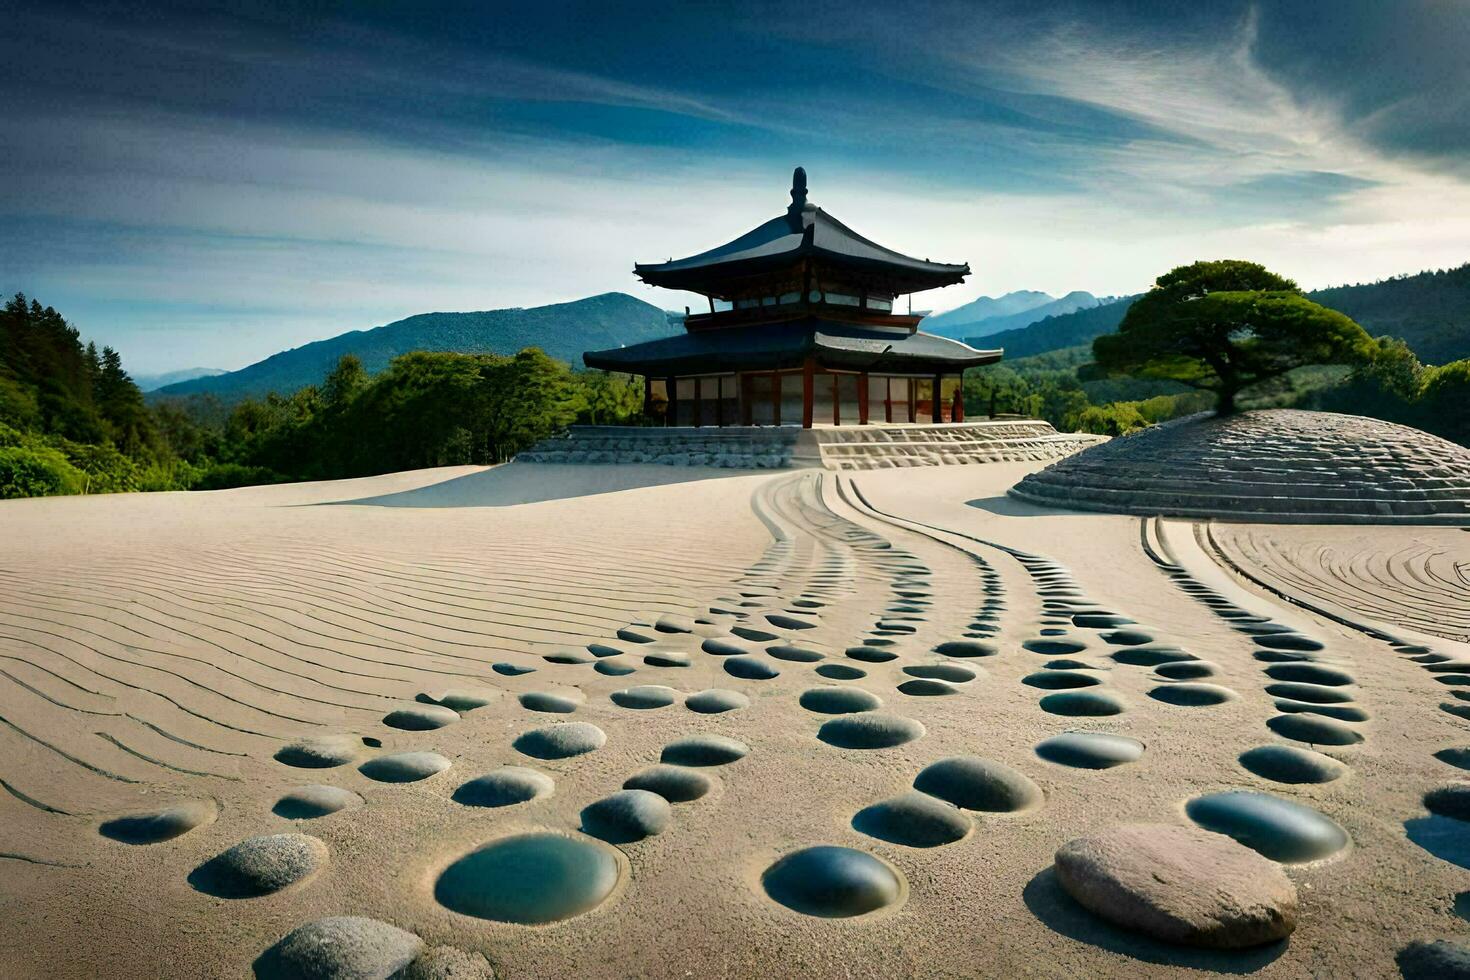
[1216, 386, 1238, 415]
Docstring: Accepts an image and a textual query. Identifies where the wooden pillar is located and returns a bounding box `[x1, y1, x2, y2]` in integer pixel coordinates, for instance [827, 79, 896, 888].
[643, 376, 652, 419]
[953, 376, 965, 423]
[858, 372, 869, 425]
[932, 373, 942, 423]
[666, 376, 676, 428]
[802, 358, 815, 429]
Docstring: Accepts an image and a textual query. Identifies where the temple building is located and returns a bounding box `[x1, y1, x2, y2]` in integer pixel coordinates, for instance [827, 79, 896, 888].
[583, 168, 1001, 428]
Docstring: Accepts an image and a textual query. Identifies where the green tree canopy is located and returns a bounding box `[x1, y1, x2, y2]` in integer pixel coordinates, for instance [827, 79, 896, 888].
[1093, 260, 1375, 413]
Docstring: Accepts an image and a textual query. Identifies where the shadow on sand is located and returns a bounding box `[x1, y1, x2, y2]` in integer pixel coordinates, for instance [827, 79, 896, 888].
[966, 493, 1096, 518]
[330, 461, 767, 509]
[1021, 867, 1287, 974]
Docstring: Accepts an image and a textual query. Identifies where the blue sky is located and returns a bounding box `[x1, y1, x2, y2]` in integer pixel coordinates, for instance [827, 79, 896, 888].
[3, 0, 1468, 374]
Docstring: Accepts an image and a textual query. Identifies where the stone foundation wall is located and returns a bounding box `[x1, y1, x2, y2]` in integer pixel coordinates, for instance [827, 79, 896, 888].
[518, 422, 1102, 471]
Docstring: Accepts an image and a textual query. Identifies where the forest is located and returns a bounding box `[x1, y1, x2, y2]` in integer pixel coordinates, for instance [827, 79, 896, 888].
[2, 287, 1467, 499]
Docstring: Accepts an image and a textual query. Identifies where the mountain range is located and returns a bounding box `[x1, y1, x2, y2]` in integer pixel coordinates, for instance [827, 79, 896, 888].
[151, 263, 1469, 403]
[976, 262, 1470, 366]
[155, 293, 676, 401]
[135, 367, 226, 392]
[924, 290, 1101, 339]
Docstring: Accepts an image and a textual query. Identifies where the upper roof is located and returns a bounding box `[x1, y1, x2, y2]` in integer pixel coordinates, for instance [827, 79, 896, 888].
[634, 168, 970, 295]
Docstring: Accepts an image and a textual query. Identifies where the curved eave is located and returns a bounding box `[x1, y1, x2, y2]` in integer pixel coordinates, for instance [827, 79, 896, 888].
[583, 323, 1002, 376]
[634, 250, 970, 294]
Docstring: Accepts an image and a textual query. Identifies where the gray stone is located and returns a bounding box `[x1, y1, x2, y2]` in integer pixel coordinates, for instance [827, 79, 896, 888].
[255, 916, 423, 979]
[192, 833, 328, 898]
[1055, 824, 1298, 948]
[392, 947, 495, 980]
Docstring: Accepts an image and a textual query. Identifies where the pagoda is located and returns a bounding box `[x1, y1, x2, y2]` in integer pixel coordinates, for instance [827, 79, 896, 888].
[583, 168, 1001, 428]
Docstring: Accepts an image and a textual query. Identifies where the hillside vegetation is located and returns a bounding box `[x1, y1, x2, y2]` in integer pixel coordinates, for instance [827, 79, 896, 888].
[156, 292, 678, 401]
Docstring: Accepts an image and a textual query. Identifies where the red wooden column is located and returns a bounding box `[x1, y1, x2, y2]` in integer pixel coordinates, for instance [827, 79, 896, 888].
[931, 372, 943, 423]
[858, 372, 869, 425]
[802, 357, 815, 429]
[953, 377, 965, 422]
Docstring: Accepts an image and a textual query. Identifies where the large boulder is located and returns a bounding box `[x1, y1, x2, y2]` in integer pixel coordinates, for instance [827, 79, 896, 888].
[1054, 823, 1297, 948]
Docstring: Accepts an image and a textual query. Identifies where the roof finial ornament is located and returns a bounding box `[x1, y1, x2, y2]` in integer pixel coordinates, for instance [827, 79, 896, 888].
[787, 166, 808, 229]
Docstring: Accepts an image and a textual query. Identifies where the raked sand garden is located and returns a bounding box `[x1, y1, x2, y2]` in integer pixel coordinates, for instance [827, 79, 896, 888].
[2, 458, 1468, 978]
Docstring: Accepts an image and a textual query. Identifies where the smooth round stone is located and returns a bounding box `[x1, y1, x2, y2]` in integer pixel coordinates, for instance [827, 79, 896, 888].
[1100, 629, 1153, 646]
[818, 713, 925, 750]
[1074, 613, 1134, 629]
[763, 846, 902, 918]
[853, 792, 970, 847]
[1185, 790, 1350, 863]
[661, 734, 749, 766]
[933, 640, 997, 658]
[383, 703, 459, 731]
[1266, 713, 1364, 746]
[1399, 940, 1470, 979]
[1024, 670, 1102, 690]
[492, 662, 535, 676]
[897, 678, 959, 697]
[905, 663, 978, 683]
[1114, 646, 1194, 667]
[1055, 823, 1297, 948]
[724, 656, 779, 680]
[1264, 681, 1355, 704]
[768, 644, 824, 662]
[581, 789, 671, 843]
[1256, 634, 1326, 652]
[273, 785, 364, 819]
[644, 650, 692, 668]
[1435, 748, 1470, 771]
[685, 688, 749, 713]
[398, 946, 496, 980]
[1154, 660, 1217, 680]
[100, 800, 218, 845]
[800, 687, 881, 714]
[543, 649, 595, 665]
[1035, 732, 1144, 770]
[610, 685, 678, 709]
[360, 752, 451, 783]
[254, 916, 422, 979]
[1273, 699, 1369, 722]
[1025, 638, 1088, 656]
[655, 614, 694, 634]
[913, 756, 1043, 812]
[1264, 663, 1354, 686]
[418, 689, 496, 712]
[767, 613, 816, 631]
[623, 764, 713, 803]
[846, 645, 898, 663]
[816, 664, 867, 681]
[435, 833, 620, 924]
[515, 723, 606, 760]
[1040, 690, 1127, 717]
[701, 637, 751, 656]
[274, 735, 359, 769]
[587, 643, 624, 658]
[1149, 683, 1238, 707]
[191, 833, 327, 898]
[1424, 784, 1470, 821]
[453, 767, 555, 807]
[519, 691, 582, 714]
[594, 660, 636, 677]
[1238, 745, 1346, 785]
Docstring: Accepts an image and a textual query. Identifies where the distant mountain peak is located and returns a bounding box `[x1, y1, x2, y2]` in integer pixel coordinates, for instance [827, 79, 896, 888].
[926, 290, 1101, 340]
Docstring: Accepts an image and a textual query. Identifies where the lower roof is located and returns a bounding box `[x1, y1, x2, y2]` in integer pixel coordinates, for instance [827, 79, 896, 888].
[583, 318, 1001, 376]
